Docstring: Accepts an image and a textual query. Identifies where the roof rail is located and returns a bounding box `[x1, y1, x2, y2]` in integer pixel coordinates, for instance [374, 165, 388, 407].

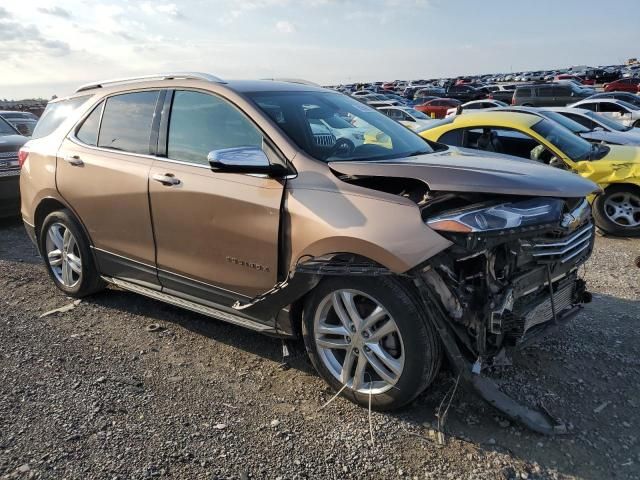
[263, 78, 321, 87]
[75, 72, 225, 93]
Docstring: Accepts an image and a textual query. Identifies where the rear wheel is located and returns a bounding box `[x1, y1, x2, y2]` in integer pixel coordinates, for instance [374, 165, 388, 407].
[40, 209, 106, 297]
[593, 185, 640, 237]
[302, 276, 442, 410]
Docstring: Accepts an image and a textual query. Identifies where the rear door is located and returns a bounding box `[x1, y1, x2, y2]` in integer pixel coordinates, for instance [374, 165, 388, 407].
[148, 89, 284, 304]
[56, 90, 163, 287]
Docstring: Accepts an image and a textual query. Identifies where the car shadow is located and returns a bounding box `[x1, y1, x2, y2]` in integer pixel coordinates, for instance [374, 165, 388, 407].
[0, 215, 41, 265]
[82, 287, 315, 374]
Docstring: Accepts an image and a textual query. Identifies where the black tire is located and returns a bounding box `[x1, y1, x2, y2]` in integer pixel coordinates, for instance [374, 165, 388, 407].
[593, 185, 640, 237]
[302, 276, 442, 411]
[39, 209, 106, 297]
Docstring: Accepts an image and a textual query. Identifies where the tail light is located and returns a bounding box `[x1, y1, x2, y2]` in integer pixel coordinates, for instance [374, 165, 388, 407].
[18, 148, 29, 168]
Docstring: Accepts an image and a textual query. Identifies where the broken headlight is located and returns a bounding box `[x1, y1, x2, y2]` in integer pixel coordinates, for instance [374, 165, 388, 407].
[427, 198, 564, 234]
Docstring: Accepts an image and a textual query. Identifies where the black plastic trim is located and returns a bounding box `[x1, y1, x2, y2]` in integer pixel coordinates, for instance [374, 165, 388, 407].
[93, 248, 160, 290]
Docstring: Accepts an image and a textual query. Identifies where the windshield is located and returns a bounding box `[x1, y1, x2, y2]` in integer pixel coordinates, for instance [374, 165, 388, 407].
[539, 110, 589, 133]
[0, 117, 17, 135]
[583, 110, 629, 132]
[531, 118, 592, 161]
[248, 91, 433, 162]
[405, 108, 429, 119]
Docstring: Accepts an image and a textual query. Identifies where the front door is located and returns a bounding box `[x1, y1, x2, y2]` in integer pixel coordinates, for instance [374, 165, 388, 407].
[149, 90, 284, 305]
[56, 90, 162, 287]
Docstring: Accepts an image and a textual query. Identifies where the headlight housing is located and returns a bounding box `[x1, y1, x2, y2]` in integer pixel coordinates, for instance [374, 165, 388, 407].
[427, 198, 565, 234]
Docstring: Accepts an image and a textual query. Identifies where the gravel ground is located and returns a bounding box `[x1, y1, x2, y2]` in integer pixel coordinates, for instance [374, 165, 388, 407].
[0, 217, 638, 480]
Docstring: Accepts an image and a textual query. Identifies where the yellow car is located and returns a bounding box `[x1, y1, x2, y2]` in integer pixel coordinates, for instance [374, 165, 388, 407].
[419, 111, 640, 236]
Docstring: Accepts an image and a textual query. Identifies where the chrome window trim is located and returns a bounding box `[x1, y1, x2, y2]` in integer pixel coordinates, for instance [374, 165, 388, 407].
[67, 86, 297, 177]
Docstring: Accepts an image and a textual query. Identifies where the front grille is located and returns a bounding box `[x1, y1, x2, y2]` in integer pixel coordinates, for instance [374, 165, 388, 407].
[0, 152, 20, 176]
[501, 276, 577, 343]
[521, 280, 574, 333]
[521, 222, 593, 265]
[313, 133, 336, 147]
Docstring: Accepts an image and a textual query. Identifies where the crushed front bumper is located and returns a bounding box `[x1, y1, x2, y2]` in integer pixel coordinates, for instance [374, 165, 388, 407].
[412, 205, 595, 434]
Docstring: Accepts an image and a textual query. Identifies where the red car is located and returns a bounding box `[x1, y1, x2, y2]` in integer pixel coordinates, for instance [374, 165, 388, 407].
[555, 74, 595, 86]
[414, 98, 461, 118]
[604, 78, 640, 93]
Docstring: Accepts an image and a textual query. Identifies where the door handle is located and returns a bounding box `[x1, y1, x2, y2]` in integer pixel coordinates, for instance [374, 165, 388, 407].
[152, 173, 181, 186]
[63, 155, 83, 166]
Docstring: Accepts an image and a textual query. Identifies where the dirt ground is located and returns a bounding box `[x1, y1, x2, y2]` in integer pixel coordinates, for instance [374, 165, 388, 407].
[0, 216, 638, 480]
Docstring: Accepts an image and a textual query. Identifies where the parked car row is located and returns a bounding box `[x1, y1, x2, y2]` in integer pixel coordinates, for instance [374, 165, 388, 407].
[411, 107, 640, 236]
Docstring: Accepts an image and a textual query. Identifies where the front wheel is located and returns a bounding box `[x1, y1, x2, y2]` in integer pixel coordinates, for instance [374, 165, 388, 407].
[593, 186, 640, 237]
[40, 209, 106, 297]
[302, 276, 442, 410]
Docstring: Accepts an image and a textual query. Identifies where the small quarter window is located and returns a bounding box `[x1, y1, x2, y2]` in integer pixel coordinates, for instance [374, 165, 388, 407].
[76, 101, 104, 146]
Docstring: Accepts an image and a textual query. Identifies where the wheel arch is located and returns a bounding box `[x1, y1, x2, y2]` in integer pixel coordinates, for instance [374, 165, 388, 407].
[34, 197, 98, 262]
[281, 252, 416, 339]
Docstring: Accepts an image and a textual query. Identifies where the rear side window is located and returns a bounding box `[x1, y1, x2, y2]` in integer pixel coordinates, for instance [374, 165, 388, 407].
[537, 87, 553, 97]
[438, 129, 463, 146]
[31, 95, 91, 139]
[76, 101, 104, 146]
[98, 91, 159, 154]
[516, 88, 531, 97]
[167, 90, 263, 165]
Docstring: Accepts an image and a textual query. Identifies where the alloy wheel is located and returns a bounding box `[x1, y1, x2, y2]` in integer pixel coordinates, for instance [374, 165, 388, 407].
[45, 222, 83, 288]
[604, 191, 640, 228]
[313, 289, 405, 394]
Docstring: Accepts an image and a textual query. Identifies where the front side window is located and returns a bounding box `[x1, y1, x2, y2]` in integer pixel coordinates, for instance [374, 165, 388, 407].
[248, 91, 433, 162]
[76, 101, 104, 146]
[583, 110, 628, 131]
[168, 91, 263, 165]
[98, 91, 159, 154]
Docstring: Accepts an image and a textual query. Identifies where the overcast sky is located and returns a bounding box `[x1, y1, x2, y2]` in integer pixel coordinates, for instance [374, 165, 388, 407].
[1, 0, 638, 99]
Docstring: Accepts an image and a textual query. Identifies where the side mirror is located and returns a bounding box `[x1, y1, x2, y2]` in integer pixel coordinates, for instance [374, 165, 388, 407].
[593, 126, 604, 132]
[207, 147, 288, 176]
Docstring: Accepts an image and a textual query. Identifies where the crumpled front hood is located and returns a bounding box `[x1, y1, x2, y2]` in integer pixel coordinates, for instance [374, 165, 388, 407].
[329, 147, 600, 198]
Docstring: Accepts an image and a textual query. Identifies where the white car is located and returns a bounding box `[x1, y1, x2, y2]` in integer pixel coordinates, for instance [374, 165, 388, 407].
[377, 106, 440, 130]
[306, 108, 367, 151]
[445, 99, 509, 118]
[569, 98, 640, 128]
[546, 107, 640, 146]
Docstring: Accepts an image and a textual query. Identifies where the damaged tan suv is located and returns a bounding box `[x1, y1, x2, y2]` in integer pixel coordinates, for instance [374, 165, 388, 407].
[20, 73, 599, 433]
